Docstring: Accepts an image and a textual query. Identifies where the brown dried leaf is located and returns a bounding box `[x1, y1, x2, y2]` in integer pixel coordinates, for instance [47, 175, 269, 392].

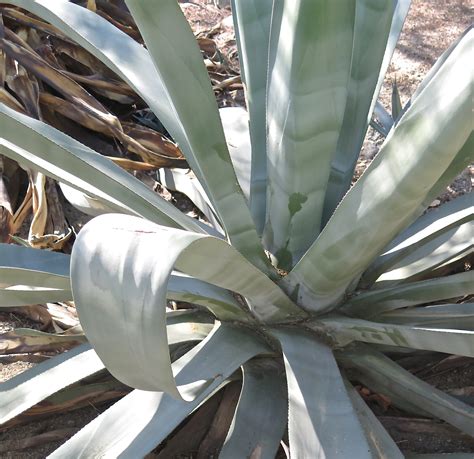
[20, 25, 41, 50]
[0, 7, 71, 43]
[197, 37, 218, 56]
[30, 177, 72, 250]
[122, 122, 184, 159]
[41, 106, 121, 157]
[12, 177, 32, 233]
[0, 330, 85, 355]
[0, 35, 122, 130]
[35, 41, 63, 69]
[0, 155, 14, 242]
[61, 71, 136, 101]
[156, 388, 223, 459]
[0, 86, 26, 112]
[43, 40, 135, 103]
[96, 10, 142, 42]
[2, 304, 53, 328]
[86, 0, 97, 12]
[50, 38, 117, 79]
[196, 382, 241, 458]
[121, 131, 186, 168]
[39, 91, 115, 136]
[40, 92, 186, 168]
[28, 170, 47, 244]
[1, 155, 21, 208]
[107, 156, 158, 171]
[26, 172, 72, 250]
[6, 65, 41, 119]
[96, 0, 138, 31]
[45, 302, 79, 330]
[2, 25, 36, 54]
[0, 184, 13, 243]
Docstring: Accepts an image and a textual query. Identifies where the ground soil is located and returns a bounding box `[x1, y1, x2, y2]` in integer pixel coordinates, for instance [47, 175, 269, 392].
[0, 0, 473, 457]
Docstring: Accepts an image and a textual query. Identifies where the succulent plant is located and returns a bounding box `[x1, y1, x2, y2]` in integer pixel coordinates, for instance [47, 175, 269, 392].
[1, 1, 473, 457]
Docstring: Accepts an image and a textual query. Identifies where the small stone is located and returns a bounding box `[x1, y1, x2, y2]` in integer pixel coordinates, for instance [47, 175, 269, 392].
[429, 199, 441, 207]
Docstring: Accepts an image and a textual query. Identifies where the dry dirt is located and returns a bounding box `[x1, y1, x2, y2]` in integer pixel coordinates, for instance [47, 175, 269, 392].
[0, 0, 473, 457]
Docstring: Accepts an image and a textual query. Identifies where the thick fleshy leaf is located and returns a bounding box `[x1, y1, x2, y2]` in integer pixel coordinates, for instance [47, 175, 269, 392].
[0, 344, 104, 425]
[219, 107, 251, 202]
[417, 133, 473, 218]
[168, 323, 269, 401]
[71, 214, 303, 394]
[159, 168, 222, 234]
[220, 359, 287, 459]
[0, 243, 70, 289]
[371, 101, 393, 136]
[368, 0, 412, 119]
[265, 0, 284, 94]
[319, 316, 474, 357]
[1, 328, 86, 354]
[53, 388, 226, 459]
[339, 345, 474, 435]
[59, 182, 117, 217]
[1, 316, 206, 442]
[285, 31, 473, 311]
[166, 273, 245, 321]
[263, 0, 355, 270]
[362, 193, 474, 286]
[343, 271, 474, 318]
[391, 79, 403, 121]
[125, 0, 270, 273]
[374, 221, 473, 286]
[344, 379, 404, 459]
[404, 193, 473, 247]
[386, 137, 472, 283]
[165, 310, 214, 346]
[231, 0, 273, 233]
[0, 286, 72, 307]
[0, 104, 203, 233]
[408, 27, 473, 108]
[1, 378, 129, 430]
[376, 303, 474, 330]
[431, 251, 472, 277]
[166, 104, 253, 244]
[272, 328, 371, 458]
[322, 0, 398, 225]
[51, 325, 269, 458]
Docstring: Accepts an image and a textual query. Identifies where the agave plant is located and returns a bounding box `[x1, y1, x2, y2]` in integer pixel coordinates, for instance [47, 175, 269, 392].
[1, 0, 473, 457]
